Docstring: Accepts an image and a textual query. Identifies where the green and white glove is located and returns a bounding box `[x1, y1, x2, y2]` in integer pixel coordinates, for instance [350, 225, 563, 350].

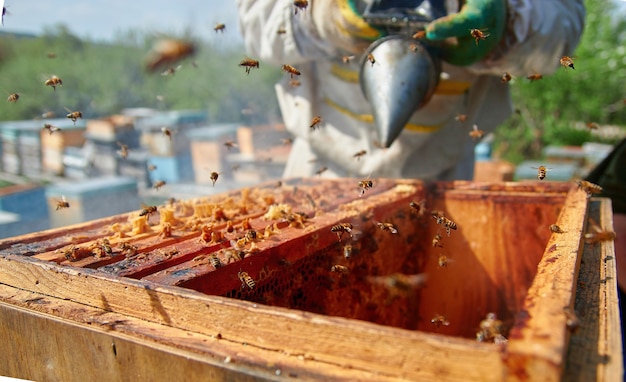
[425, 0, 506, 66]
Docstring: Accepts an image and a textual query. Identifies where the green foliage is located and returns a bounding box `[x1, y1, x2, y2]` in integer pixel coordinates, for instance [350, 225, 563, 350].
[493, 0, 626, 164]
[0, 26, 282, 125]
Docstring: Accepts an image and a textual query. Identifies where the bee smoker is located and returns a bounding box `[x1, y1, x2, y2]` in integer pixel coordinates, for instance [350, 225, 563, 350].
[360, 0, 445, 148]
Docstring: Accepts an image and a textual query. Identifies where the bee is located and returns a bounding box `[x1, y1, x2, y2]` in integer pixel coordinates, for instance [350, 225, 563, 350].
[584, 218, 616, 244]
[409, 199, 427, 217]
[214, 23, 226, 33]
[431, 314, 451, 328]
[432, 212, 457, 236]
[153, 180, 166, 190]
[412, 30, 426, 39]
[238, 271, 256, 289]
[55, 196, 70, 211]
[549, 224, 565, 234]
[160, 65, 182, 76]
[210, 171, 220, 186]
[470, 28, 490, 44]
[469, 124, 485, 140]
[147, 164, 157, 171]
[245, 229, 257, 242]
[501, 72, 512, 83]
[358, 178, 373, 196]
[315, 166, 328, 176]
[586, 122, 599, 130]
[331, 264, 349, 274]
[101, 238, 113, 255]
[277, 28, 287, 35]
[116, 142, 129, 159]
[560, 56, 575, 70]
[282, 64, 301, 78]
[331, 222, 353, 241]
[119, 242, 138, 257]
[575, 179, 603, 196]
[65, 107, 82, 125]
[367, 53, 376, 66]
[239, 58, 260, 74]
[476, 313, 504, 343]
[145, 39, 195, 72]
[437, 255, 451, 268]
[526, 73, 543, 81]
[353, 150, 367, 160]
[209, 255, 222, 268]
[7, 93, 19, 103]
[44, 75, 63, 91]
[455, 113, 468, 122]
[309, 115, 322, 130]
[161, 126, 173, 140]
[43, 123, 61, 135]
[139, 205, 158, 217]
[409, 43, 421, 53]
[432, 233, 443, 248]
[341, 55, 355, 64]
[531, 165, 551, 180]
[375, 221, 398, 234]
[223, 140, 238, 150]
[366, 273, 428, 294]
[294, 0, 308, 14]
[289, 79, 301, 87]
[343, 244, 353, 259]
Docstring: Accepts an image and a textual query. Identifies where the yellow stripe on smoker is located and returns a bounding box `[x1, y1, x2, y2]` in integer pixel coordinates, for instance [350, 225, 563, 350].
[323, 98, 443, 133]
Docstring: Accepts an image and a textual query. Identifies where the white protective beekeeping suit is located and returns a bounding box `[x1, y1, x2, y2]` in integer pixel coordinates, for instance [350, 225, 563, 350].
[236, 0, 585, 180]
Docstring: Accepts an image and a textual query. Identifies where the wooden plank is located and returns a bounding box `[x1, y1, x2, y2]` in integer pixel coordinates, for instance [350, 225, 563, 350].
[563, 198, 623, 381]
[504, 187, 589, 381]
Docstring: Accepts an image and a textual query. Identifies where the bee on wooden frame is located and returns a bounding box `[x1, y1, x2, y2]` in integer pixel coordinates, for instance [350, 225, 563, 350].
[331, 222, 353, 241]
[575, 179, 603, 196]
[375, 221, 398, 234]
[238, 271, 256, 289]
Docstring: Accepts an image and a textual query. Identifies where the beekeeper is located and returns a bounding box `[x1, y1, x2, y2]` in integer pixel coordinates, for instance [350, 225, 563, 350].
[237, 0, 585, 180]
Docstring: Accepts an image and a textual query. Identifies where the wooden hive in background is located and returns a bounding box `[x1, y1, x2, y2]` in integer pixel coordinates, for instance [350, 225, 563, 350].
[0, 179, 620, 381]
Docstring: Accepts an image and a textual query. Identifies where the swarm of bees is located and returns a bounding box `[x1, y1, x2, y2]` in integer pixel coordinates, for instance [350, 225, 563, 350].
[240, 58, 260, 74]
[470, 28, 490, 45]
[282, 64, 301, 78]
[44, 75, 63, 91]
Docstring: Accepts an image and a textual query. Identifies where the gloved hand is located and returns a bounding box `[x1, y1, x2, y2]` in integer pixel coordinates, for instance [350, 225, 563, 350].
[313, 0, 384, 54]
[425, 0, 506, 66]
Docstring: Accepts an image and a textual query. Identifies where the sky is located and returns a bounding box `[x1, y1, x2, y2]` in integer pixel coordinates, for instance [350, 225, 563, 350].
[1, 0, 244, 45]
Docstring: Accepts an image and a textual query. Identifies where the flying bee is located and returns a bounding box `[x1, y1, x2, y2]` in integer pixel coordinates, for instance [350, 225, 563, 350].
[223, 140, 238, 150]
[367, 53, 376, 66]
[526, 73, 543, 81]
[277, 28, 287, 35]
[353, 150, 367, 160]
[44, 75, 63, 91]
[560, 56, 575, 69]
[160, 65, 182, 76]
[331, 264, 349, 274]
[7, 93, 19, 103]
[116, 142, 129, 159]
[432, 212, 457, 236]
[584, 218, 616, 244]
[281, 64, 301, 78]
[469, 124, 485, 140]
[55, 196, 70, 211]
[239, 58, 260, 74]
[432, 233, 443, 248]
[586, 122, 599, 130]
[64, 107, 82, 125]
[161, 126, 173, 140]
[153, 180, 166, 190]
[358, 178, 373, 196]
[139, 204, 158, 217]
[309, 115, 322, 130]
[549, 224, 565, 233]
[210, 171, 220, 186]
[145, 39, 195, 72]
[531, 165, 551, 180]
[43, 123, 61, 135]
[455, 113, 468, 122]
[315, 166, 328, 176]
[470, 28, 490, 44]
[575, 179, 603, 196]
[289, 79, 301, 87]
[437, 255, 452, 268]
[375, 221, 398, 234]
[431, 314, 451, 328]
[294, 0, 308, 14]
[341, 55, 355, 64]
[214, 23, 226, 33]
[331, 222, 353, 241]
[501, 72, 512, 83]
[412, 30, 426, 39]
[409, 199, 427, 217]
[238, 271, 256, 289]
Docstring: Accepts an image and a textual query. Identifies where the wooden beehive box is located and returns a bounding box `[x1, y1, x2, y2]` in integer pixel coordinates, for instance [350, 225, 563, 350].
[0, 179, 620, 381]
